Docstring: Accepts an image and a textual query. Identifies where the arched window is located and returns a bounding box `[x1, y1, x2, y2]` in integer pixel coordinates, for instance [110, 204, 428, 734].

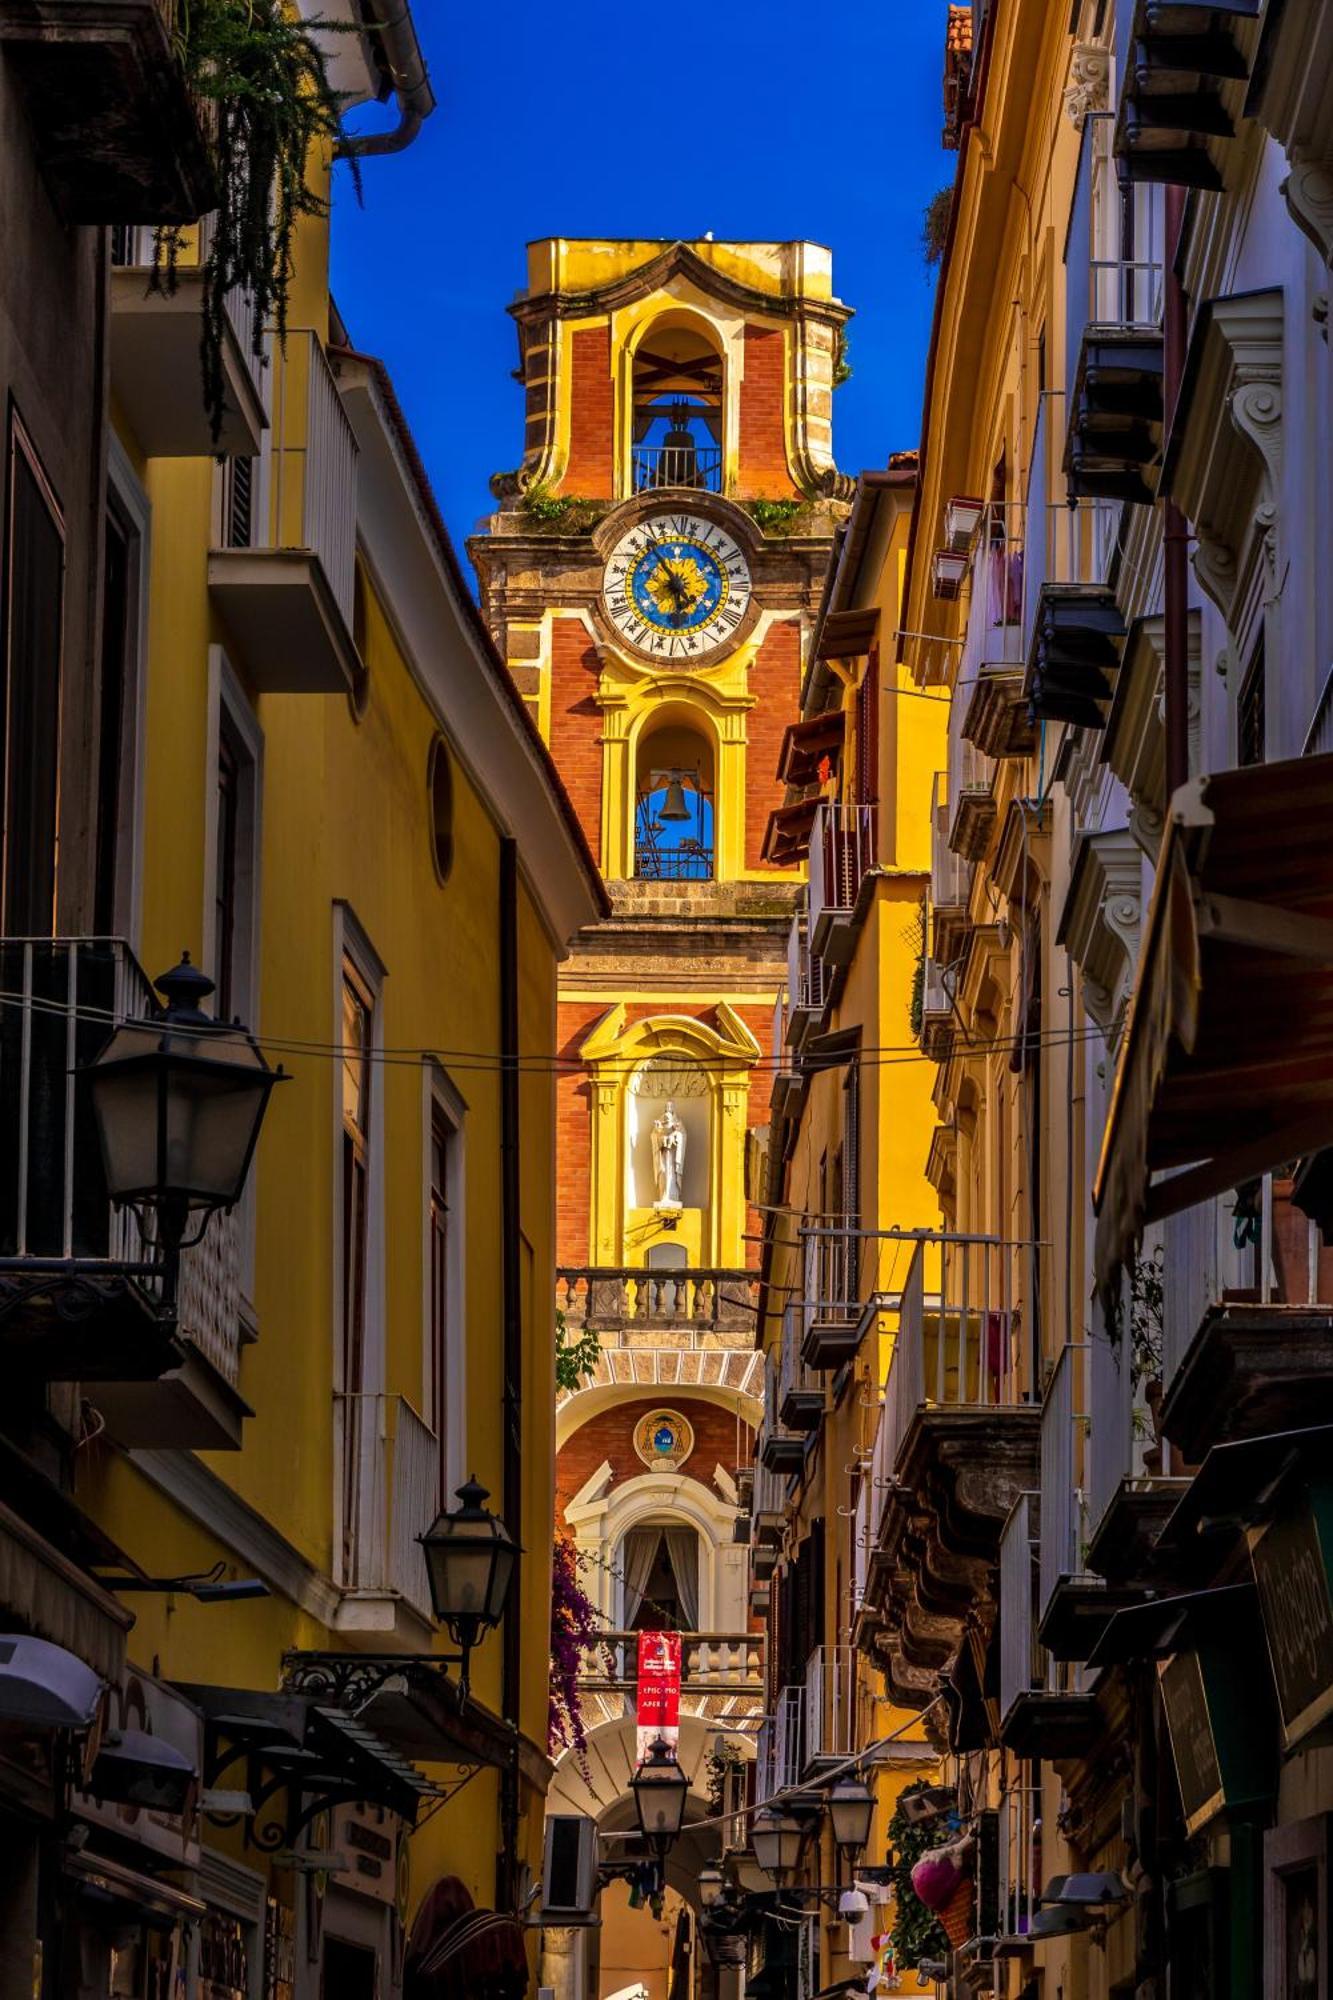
[635, 712, 715, 881]
[631, 322, 723, 494]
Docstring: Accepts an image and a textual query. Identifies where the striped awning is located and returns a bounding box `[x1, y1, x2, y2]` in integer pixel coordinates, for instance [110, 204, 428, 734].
[1094, 752, 1333, 1284]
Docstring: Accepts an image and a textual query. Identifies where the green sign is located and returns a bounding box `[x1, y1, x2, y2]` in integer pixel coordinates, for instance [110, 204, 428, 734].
[1250, 1492, 1333, 1750]
[1161, 1652, 1225, 1835]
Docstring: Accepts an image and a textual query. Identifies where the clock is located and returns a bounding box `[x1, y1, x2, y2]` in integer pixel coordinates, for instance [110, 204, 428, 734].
[603, 512, 752, 662]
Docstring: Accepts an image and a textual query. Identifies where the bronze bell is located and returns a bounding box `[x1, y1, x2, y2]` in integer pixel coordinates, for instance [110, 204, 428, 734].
[659, 774, 690, 822]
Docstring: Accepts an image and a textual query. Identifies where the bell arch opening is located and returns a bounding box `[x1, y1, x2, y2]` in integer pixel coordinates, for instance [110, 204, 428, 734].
[634, 709, 715, 881]
[630, 317, 724, 493]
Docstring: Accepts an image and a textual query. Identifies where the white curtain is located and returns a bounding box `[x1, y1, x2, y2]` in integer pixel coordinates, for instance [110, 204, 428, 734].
[663, 1527, 700, 1630]
[620, 1527, 662, 1626]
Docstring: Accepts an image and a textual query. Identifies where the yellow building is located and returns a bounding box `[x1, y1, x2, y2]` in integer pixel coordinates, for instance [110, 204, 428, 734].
[0, 7, 603, 1996]
[748, 465, 946, 1996]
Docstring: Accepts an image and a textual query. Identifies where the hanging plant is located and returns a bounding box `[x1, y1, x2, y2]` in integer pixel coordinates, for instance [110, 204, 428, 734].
[155, 0, 357, 442]
[549, 1530, 612, 1769]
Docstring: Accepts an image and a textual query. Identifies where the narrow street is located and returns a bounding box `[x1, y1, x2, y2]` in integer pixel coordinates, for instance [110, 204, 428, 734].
[0, 4, 1331, 1998]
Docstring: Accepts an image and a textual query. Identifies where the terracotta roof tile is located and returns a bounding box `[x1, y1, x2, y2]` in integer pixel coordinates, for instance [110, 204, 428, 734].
[946, 4, 973, 54]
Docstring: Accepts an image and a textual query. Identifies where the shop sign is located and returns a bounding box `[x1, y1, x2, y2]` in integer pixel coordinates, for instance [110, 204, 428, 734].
[1250, 1487, 1333, 1750]
[1160, 1652, 1225, 1836]
[71, 1664, 202, 1865]
[636, 1629, 681, 1763]
[331, 1802, 402, 1905]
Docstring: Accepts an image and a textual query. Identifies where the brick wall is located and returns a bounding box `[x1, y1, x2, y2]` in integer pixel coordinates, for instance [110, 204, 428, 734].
[745, 620, 803, 868]
[738, 325, 797, 498]
[561, 324, 614, 496]
[556, 999, 606, 1264]
[548, 619, 603, 860]
[556, 1396, 755, 1519]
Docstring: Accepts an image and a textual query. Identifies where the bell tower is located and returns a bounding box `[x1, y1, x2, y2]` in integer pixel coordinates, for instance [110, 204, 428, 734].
[470, 244, 852, 1970]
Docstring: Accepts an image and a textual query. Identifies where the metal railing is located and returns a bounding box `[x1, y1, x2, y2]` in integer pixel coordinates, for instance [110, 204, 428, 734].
[338, 1392, 440, 1616]
[1088, 1285, 1137, 1534]
[269, 329, 358, 625]
[779, 1302, 821, 1412]
[808, 802, 877, 942]
[755, 1685, 805, 1802]
[1160, 1192, 1266, 1389]
[787, 909, 829, 1020]
[556, 1267, 759, 1336]
[632, 442, 723, 493]
[999, 1781, 1041, 1943]
[852, 1471, 871, 1617]
[930, 770, 967, 913]
[751, 1458, 788, 1531]
[884, 1233, 1030, 1473]
[633, 839, 714, 881]
[110, 220, 263, 404]
[803, 1645, 859, 1763]
[802, 1223, 860, 1331]
[1039, 1344, 1089, 1624]
[999, 1492, 1042, 1722]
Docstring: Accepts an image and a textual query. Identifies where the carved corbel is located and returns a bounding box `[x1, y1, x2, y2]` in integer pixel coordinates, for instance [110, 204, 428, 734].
[1282, 156, 1333, 268]
[1064, 43, 1111, 130]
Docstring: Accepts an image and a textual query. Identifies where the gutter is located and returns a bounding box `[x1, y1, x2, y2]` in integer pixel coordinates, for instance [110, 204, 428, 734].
[338, 0, 436, 157]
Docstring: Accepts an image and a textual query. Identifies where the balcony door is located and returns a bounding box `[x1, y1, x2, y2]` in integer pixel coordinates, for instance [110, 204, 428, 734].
[2, 413, 64, 934]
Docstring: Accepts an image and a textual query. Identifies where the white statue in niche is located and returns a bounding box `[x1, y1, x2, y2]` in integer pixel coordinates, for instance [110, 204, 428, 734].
[651, 1100, 687, 1208]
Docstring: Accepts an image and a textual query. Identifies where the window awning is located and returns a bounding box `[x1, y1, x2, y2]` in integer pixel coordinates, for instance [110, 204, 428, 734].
[761, 797, 819, 865]
[1086, 1582, 1257, 1671]
[1159, 1424, 1333, 1557]
[1094, 752, 1333, 1286]
[777, 711, 844, 788]
[815, 606, 879, 662]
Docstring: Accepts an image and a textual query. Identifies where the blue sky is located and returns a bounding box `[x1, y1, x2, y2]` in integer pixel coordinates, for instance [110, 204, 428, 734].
[332, 2, 951, 583]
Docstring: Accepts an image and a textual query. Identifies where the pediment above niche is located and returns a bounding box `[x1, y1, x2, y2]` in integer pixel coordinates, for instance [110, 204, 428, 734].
[1057, 827, 1144, 1042]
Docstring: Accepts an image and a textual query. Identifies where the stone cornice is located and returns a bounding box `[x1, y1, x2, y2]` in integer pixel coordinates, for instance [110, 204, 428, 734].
[507, 240, 854, 329]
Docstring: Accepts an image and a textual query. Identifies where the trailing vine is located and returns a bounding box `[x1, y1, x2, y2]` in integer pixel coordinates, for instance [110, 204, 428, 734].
[922, 185, 954, 268]
[155, 0, 356, 443]
[703, 1736, 746, 1813]
[555, 1306, 601, 1394]
[548, 1531, 611, 1769]
[886, 1791, 951, 1974]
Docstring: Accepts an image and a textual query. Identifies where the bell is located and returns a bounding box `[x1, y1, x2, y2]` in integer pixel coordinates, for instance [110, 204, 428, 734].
[659, 775, 690, 822]
[659, 401, 698, 487]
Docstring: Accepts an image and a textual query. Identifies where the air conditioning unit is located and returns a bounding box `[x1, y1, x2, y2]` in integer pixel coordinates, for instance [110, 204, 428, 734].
[541, 1815, 599, 1925]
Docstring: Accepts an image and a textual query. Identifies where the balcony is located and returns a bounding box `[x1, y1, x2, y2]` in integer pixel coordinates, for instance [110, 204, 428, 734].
[556, 1266, 758, 1344]
[1036, 1344, 1143, 1661]
[335, 1393, 440, 1635]
[930, 769, 970, 970]
[786, 907, 829, 1047]
[1024, 507, 1127, 732]
[1114, 0, 1259, 191]
[777, 1305, 822, 1431]
[755, 1685, 806, 1802]
[960, 665, 1036, 760]
[0, 0, 216, 223]
[1156, 1183, 1333, 1466]
[751, 1459, 788, 1548]
[861, 1233, 1041, 1705]
[208, 330, 360, 695]
[946, 737, 997, 863]
[801, 1644, 865, 1773]
[998, 1496, 1100, 1761]
[631, 441, 723, 494]
[110, 224, 265, 459]
[808, 802, 877, 964]
[759, 1351, 807, 1474]
[1084, 1281, 1187, 1591]
[0, 938, 249, 1439]
[800, 1223, 861, 1370]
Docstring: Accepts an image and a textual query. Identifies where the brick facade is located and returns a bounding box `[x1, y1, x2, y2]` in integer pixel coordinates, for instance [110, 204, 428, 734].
[745, 620, 803, 867]
[738, 325, 797, 498]
[547, 619, 603, 857]
[561, 324, 614, 496]
[556, 1396, 755, 1519]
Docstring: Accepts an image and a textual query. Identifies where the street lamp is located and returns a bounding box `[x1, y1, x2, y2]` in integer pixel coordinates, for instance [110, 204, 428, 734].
[418, 1476, 520, 1695]
[751, 1805, 804, 1886]
[827, 1776, 875, 1857]
[630, 1736, 690, 1855]
[84, 954, 282, 1305]
[697, 1864, 725, 1909]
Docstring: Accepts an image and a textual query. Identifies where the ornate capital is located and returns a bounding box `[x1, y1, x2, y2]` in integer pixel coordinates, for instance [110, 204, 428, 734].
[1064, 43, 1111, 129]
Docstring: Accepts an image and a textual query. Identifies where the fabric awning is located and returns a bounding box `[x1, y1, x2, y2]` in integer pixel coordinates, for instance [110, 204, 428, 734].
[1159, 1424, 1333, 1555]
[0, 1498, 131, 1684]
[777, 712, 844, 788]
[815, 606, 880, 662]
[180, 1682, 434, 1826]
[1085, 1582, 1256, 1671]
[1094, 752, 1333, 1285]
[407, 1875, 528, 2000]
[761, 797, 819, 865]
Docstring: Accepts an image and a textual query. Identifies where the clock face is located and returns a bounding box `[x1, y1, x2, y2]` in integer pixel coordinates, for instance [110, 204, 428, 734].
[603, 513, 752, 662]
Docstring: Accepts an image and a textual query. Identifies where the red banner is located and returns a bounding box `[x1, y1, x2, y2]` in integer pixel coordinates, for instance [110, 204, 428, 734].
[635, 1630, 682, 1763]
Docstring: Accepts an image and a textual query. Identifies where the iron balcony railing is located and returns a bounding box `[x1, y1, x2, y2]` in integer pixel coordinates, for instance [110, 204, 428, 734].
[803, 1645, 861, 1765]
[786, 908, 829, 1023]
[0, 937, 245, 1387]
[808, 802, 877, 948]
[998, 1780, 1041, 1944]
[269, 329, 358, 625]
[930, 769, 967, 913]
[883, 1231, 1031, 1475]
[778, 1303, 822, 1423]
[755, 1685, 805, 1802]
[336, 1391, 440, 1615]
[632, 441, 723, 493]
[801, 1222, 860, 1329]
[998, 1492, 1044, 1725]
[633, 839, 715, 882]
[1038, 1343, 1091, 1626]
[110, 219, 263, 406]
[1159, 1188, 1271, 1391]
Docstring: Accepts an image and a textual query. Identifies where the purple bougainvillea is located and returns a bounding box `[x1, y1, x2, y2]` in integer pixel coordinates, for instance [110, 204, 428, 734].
[549, 1531, 612, 1765]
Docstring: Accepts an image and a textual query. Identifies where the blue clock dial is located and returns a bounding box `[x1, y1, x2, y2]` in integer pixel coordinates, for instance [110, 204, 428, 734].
[629, 540, 727, 633]
[604, 512, 752, 662]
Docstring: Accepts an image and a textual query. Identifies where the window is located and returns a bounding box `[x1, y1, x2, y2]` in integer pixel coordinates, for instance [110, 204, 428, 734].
[634, 712, 715, 880]
[631, 322, 723, 493]
[94, 501, 133, 934]
[340, 959, 374, 1576]
[222, 455, 254, 550]
[428, 734, 454, 882]
[2, 413, 64, 934]
[214, 734, 240, 1019]
[207, 663, 262, 1035]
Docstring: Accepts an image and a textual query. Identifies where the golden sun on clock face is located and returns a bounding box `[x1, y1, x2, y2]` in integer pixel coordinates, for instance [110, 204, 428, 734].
[602, 512, 752, 662]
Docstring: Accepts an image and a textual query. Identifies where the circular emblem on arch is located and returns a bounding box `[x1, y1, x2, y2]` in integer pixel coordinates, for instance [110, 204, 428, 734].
[633, 1407, 695, 1472]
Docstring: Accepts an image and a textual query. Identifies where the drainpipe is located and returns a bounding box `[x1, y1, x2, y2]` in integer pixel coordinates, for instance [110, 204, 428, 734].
[498, 836, 523, 1908]
[336, 2, 436, 158]
[1163, 184, 1190, 800]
